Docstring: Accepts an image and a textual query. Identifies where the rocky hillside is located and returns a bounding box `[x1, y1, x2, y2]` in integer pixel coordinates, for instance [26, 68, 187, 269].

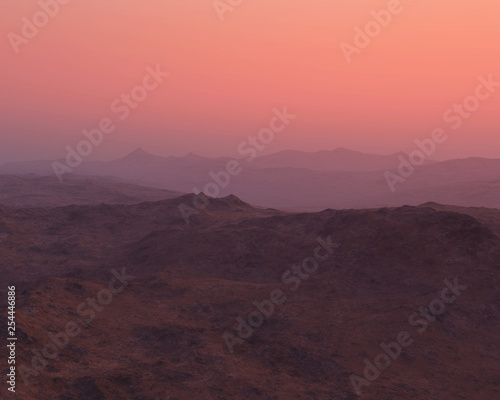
[0, 175, 183, 208]
[1, 195, 499, 399]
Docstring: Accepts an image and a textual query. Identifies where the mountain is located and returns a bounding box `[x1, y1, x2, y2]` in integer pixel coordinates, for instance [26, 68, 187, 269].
[1, 195, 499, 399]
[76, 149, 232, 191]
[2, 149, 500, 211]
[0, 174, 184, 208]
[0, 159, 56, 175]
[252, 148, 416, 172]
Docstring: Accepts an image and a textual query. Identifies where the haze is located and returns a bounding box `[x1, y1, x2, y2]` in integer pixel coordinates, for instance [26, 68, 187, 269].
[1, 0, 499, 163]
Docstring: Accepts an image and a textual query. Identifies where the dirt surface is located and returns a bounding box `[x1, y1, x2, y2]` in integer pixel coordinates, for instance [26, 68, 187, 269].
[1, 193, 499, 399]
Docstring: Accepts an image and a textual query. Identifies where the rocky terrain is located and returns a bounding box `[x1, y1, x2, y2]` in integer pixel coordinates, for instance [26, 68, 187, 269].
[1, 183, 499, 399]
[0, 175, 183, 208]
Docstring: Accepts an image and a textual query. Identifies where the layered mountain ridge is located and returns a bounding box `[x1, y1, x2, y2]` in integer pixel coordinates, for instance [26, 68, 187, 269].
[2, 148, 499, 211]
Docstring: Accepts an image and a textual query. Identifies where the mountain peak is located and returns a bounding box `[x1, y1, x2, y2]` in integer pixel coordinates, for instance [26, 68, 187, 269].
[172, 192, 252, 211]
[121, 148, 156, 161]
[130, 147, 148, 156]
[331, 147, 358, 154]
[182, 152, 203, 159]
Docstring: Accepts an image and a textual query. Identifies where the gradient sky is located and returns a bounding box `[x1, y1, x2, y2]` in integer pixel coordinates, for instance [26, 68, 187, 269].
[1, 0, 499, 163]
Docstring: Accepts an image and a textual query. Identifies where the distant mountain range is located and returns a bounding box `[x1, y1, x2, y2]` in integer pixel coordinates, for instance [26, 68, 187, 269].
[0, 174, 183, 208]
[1, 148, 500, 210]
[251, 148, 417, 171]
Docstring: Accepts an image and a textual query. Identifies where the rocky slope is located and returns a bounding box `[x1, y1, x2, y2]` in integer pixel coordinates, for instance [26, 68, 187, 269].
[0, 195, 499, 399]
[0, 175, 183, 208]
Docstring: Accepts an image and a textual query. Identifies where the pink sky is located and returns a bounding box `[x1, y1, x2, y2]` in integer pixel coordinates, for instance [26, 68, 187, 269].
[1, 0, 499, 162]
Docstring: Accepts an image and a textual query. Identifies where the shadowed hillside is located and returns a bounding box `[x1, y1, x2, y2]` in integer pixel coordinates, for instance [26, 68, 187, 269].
[0, 175, 184, 208]
[1, 194, 499, 399]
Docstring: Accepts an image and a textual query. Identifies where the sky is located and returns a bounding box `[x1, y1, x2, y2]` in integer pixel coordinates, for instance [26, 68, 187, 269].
[1, 0, 499, 163]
